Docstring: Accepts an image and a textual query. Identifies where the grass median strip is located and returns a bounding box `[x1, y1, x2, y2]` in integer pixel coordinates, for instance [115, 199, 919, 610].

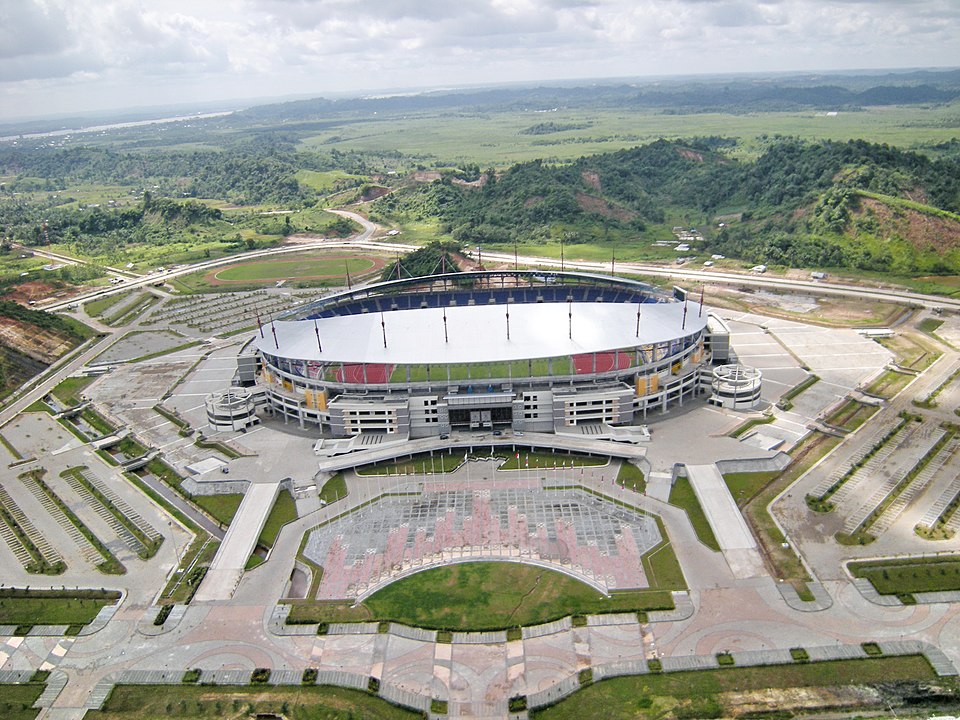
[850, 555, 960, 601]
[530, 655, 947, 719]
[668, 477, 720, 552]
[86, 684, 423, 720]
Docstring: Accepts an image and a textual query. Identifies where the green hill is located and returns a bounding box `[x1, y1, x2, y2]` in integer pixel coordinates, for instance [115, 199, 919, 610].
[370, 137, 960, 278]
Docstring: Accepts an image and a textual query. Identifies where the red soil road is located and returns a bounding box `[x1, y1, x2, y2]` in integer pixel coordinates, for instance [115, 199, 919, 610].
[203, 253, 388, 287]
[572, 352, 632, 374]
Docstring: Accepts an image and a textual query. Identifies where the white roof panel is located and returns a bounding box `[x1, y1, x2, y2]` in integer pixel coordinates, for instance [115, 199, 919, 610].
[256, 301, 706, 365]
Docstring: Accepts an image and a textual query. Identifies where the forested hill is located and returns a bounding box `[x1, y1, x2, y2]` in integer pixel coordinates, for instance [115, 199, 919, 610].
[371, 138, 960, 276]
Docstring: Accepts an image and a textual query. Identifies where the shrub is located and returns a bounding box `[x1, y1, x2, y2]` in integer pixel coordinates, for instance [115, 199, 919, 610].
[250, 667, 271, 684]
[508, 696, 527, 713]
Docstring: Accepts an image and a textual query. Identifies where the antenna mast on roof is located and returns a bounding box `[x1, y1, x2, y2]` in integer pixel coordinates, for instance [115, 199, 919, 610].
[698, 285, 705, 317]
[443, 307, 448, 343]
[514, 240, 518, 271]
[611, 250, 616, 277]
[255, 307, 264, 339]
[636, 305, 642, 338]
[395, 252, 402, 280]
[506, 299, 511, 341]
[560, 238, 565, 272]
[682, 298, 688, 331]
[314, 318, 322, 352]
[271, 320, 279, 349]
[381, 312, 387, 348]
[568, 299, 572, 340]
[345, 260, 352, 290]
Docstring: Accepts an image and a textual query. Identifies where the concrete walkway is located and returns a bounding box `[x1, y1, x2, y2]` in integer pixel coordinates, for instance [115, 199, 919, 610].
[686, 464, 766, 579]
[193, 481, 282, 602]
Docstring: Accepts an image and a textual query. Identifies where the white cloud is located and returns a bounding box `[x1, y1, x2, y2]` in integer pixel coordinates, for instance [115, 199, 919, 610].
[0, 0, 958, 120]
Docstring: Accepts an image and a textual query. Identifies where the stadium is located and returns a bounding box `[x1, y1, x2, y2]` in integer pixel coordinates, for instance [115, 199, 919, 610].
[252, 270, 730, 438]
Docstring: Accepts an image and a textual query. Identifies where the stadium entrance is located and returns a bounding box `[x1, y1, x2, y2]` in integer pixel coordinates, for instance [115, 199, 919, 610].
[446, 392, 514, 430]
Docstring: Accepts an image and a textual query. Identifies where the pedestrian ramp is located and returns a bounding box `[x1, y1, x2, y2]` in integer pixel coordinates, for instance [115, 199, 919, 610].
[193, 480, 282, 602]
[686, 464, 767, 579]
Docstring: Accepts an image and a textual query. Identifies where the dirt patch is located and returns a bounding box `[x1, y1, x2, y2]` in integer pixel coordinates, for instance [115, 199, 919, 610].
[856, 197, 960, 253]
[0, 317, 73, 362]
[523, 196, 544, 209]
[721, 685, 880, 716]
[581, 170, 601, 192]
[677, 148, 704, 162]
[359, 186, 391, 202]
[412, 171, 442, 183]
[2, 280, 76, 306]
[576, 192, 635, 221]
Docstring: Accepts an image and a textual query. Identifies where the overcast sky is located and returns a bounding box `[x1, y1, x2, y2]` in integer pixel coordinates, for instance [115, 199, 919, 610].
[2, 0, 958, 122]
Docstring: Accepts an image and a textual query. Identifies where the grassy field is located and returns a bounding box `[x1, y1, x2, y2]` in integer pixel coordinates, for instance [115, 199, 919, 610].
[0, 682, 45, 720]
[863, 368, 916, 399]
[850, 556, 960, 597]
[825, 399, 880, 431]
[668, 477, 720, 552]
[615, 462, 645, 493]
[193, 494, 244, 527]
[213, 256, 376, 283]
[298, 102, 960, 167]
[741, 432, 841, 597]
[286, 561, 675, 629]
[723, 471, 780, 508]
[318, 473, 347, 504]
[530, 655, 942, 719]
[0, 588, 120, 627]
[84, 291, 133, 318]
[256, 489, 298, 549]
[356, 451, 464, 476]
[87, 684, 423, 720]
[49, 375, 96, 406]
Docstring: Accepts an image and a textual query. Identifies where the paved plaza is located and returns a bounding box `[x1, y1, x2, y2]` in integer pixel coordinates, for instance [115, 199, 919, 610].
[303, 482, 661, 599]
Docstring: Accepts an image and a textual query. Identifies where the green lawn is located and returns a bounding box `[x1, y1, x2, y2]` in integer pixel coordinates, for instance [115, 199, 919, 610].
[850, 556, 960, 597]
[286, 561, 674, 629]
[0, 682, 45, 720]
[615, 462, 645, 493]
[257, 489, 298, 549]
[49, 375, 96, 406]
[531, 656, 941, 719]
[193, 494, 244, 527]
[318, 473, 347, 504]
[825, 399, 880, 431]
[668, 477, 720, 552]
[500, 451, 605, 471]
[84, 291, 132, 318]
[0, 588, 120, 626]
[919, 317, 945, 334]
[87, 684, 422, 720]
[356, 451, 464, 476]
[723, 471, 779, 508]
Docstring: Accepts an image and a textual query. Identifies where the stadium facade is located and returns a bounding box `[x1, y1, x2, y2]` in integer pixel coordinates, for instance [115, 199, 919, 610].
[252, 270, 731, 438]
